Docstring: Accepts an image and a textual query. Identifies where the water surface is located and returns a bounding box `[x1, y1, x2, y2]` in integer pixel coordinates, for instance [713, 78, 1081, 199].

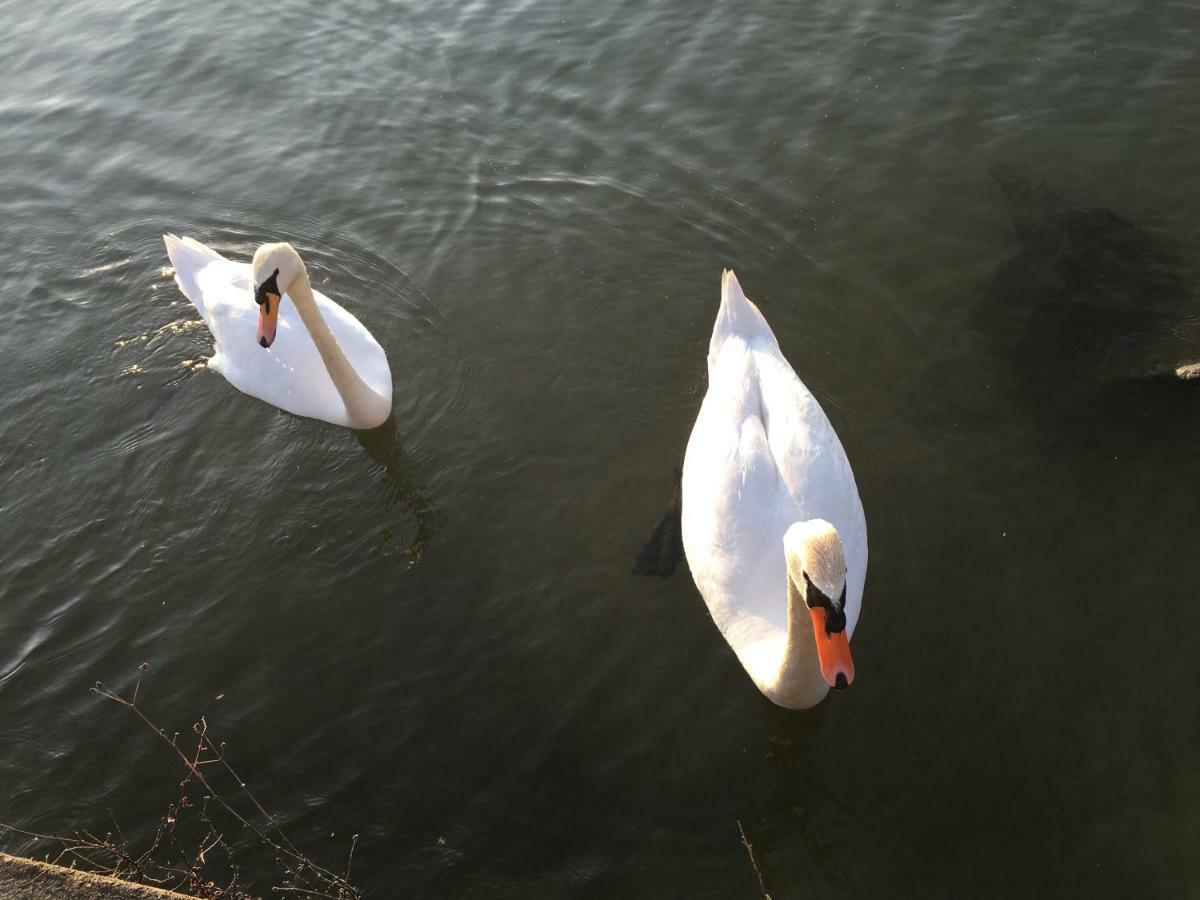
[2, 0, 1199, 896]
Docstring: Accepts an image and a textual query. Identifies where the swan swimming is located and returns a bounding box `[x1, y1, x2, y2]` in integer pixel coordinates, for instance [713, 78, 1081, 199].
[163, 235, 392, 429]
[681, 270, 868, 709]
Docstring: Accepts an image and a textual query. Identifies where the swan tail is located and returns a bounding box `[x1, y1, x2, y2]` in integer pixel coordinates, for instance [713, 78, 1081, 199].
[163, 233, 222, 323]
[709, 269, 776, 359]
[631, 466, 685, 578]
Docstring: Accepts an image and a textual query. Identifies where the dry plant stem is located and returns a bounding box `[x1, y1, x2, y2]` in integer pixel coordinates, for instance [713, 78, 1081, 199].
[90, 676, 358, 899]
[3, 756, 255, 896]
[2, 669, 358, 899]
[343, 835, 358, 884]
[93, 686, 293, 864]
[737, 819, 771, 900]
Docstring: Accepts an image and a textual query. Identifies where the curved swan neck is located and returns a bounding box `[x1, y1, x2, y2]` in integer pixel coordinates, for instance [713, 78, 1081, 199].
[288, 269, 389, 429]
[773, 521, 847, 708]
[775, 569, 828, 708]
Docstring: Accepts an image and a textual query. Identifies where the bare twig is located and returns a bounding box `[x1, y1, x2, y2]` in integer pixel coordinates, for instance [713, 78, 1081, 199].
[344, 834, 359, 882]
[1, 667, 362, 900]
[89, 677, 358, 898]
[737, 819, 771, 900]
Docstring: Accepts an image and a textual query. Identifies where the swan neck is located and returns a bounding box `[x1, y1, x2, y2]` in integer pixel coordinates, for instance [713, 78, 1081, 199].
[289, 270, 388, 428]
[774, 547, 829, 708]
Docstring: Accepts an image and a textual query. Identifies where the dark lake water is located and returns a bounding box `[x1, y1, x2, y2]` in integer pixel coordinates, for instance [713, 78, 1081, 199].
[2, 0, 1199, 896]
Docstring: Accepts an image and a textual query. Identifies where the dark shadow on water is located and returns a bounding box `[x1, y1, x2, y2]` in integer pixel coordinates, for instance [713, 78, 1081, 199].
[964, 165, 1200, 465]
[980, 164, 1199, 388]
[354, 414, 443, 568]
[631, 465, 684, 578]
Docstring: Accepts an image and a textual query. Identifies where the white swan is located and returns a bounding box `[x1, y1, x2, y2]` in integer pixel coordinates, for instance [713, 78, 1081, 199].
[163, 235, 392, 429]
[681, 270, 868, 709]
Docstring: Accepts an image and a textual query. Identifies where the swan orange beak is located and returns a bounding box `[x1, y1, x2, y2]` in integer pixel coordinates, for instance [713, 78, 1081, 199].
[809, 607, 854, 689]
[257, 292, 280, 348]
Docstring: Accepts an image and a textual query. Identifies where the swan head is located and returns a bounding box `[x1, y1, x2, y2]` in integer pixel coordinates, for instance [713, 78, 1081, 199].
[784, 520, 854, 691]
[251, 242, 305, 348]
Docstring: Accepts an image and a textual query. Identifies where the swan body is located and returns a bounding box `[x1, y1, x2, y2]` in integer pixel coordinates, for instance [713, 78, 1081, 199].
[163, 235, 392, 429]
[681, 271, 867, 709]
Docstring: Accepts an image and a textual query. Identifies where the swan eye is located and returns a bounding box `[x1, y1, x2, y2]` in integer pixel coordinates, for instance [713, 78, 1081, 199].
[801, 571, 830, 608]
[255, 268, 281, 308]
[802, 571, 846, 614]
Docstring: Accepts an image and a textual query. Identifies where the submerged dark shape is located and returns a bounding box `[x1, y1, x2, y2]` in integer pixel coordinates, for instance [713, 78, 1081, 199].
[980, 164, 1200, 386]
[632, 466, 684, 577]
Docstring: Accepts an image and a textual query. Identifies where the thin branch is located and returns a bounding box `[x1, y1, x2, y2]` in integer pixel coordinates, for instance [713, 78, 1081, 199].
[344, 834, 359, 882]
[0, 820, 80, 845]
[737, 819, 771, 900]
[90, 680, 353, 894]
[3, 670, 360, 900]
[88, 676, 355, 900]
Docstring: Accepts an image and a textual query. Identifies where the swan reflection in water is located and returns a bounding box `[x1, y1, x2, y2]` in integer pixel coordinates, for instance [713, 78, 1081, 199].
[354, 414, 442, 568]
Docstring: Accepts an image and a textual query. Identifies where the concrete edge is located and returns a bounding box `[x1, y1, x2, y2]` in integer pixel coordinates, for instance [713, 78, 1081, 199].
[0, 852, 191, 899]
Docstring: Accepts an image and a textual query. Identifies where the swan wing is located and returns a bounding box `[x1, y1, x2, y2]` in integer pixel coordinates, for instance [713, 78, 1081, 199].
[164, 233, 231, 325]
[683, 334, 795, 649]
[754, 344, 868, 636]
